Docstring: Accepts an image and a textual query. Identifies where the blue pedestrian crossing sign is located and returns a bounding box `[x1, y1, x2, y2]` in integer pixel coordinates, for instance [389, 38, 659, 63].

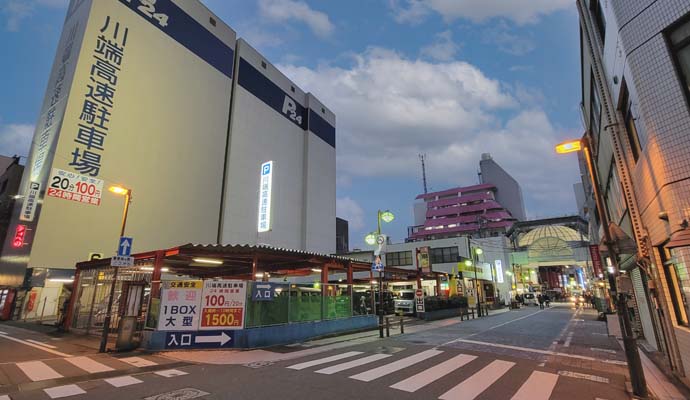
[118, 237, 133, 257]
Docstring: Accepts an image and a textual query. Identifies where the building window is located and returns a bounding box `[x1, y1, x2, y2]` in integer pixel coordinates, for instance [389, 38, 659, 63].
[386, 251, 412, 267]
[589, 0, 606, 44]
[670, 16, 690, 109]
[618, 79, 642, 162]
[660, 247, 690, 327]
[430, 246, 458, 264]
[590, 70, 602, 138]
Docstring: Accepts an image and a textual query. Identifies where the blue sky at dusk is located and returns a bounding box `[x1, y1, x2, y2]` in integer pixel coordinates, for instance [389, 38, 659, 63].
[0, 0, 582, 249]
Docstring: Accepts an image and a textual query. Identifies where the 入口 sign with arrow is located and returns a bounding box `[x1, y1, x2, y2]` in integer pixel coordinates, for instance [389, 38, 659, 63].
[164, 330, 235, 349]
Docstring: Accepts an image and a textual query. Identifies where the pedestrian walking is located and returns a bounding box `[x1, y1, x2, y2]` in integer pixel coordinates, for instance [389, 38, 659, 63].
[537, 294, 544, 309]
[544, 294, 550, 308]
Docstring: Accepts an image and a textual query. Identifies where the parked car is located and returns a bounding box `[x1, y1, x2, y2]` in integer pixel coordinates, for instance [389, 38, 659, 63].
[523, 292, 539, 306]
[394, 290, 416, 315]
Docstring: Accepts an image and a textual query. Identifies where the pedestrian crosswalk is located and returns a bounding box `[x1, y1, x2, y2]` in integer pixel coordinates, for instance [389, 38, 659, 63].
[283, 348, 593, 400]
[0, 354, 163, 386]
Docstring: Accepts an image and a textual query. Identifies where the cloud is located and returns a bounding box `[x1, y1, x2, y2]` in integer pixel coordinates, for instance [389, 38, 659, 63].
[390, 0, 572, 25]
[258, 0, 334, 38]
[2, 0, 66, 31]
[388, 0, 429, 24]
[0, 122, 34, 158]
[483, 23, 536, 56]
[337, 197, 365, 231]
[420, 30, 460, 61]
[279, 48, 579, 217]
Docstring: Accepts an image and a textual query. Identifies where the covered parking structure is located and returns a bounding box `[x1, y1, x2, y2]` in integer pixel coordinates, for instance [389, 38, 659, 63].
[65, 244, 420, 350]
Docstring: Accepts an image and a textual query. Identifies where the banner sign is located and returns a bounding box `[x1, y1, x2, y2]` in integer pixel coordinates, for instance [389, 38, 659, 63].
[158, 280, 203, 331]
[200, 280, 246, 330]
[416, 247, 430, 274]
[495, 260, 504, 284]
[46, 168, 103, 206]
[589, 245, 604, 278]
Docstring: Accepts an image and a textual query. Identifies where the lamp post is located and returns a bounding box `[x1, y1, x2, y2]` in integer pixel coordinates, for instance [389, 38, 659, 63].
[365, 209, 394, 339]
[556, 138, 647, 397]
[99, 185, 131, 353]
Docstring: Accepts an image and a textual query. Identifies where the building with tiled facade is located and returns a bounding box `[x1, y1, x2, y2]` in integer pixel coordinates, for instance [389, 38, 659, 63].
[578, 0, 690, 388]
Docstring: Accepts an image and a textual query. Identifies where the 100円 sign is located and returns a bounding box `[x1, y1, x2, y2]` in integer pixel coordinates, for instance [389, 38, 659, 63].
[47, 168, 103, 206]
[200, 280, 246, 330]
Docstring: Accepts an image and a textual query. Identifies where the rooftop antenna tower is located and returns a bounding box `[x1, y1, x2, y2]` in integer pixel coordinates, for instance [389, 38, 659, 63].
[419, 154, 428, 194]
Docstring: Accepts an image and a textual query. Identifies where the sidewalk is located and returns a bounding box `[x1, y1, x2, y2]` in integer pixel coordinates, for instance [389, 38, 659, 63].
[606, 314, 688, 400]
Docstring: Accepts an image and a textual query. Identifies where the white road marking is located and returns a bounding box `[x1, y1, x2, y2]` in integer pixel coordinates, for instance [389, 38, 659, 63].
[439, 360, 515, 400]
[558, 370, 609, 383]
[450, 338, 626, 365]
[315, 354, 391, 375]
[511, 371, 559, 400]
[16, 361, 63, 381]
[350, 349, 443, 382]
[118, 357, 157, 368]
[0, 395, 10, 400]
[154, 369, 189, 378]
[564, 332, 574, 348]
[0, 331, 7, 335]
[590, 347, 617, 354]
[44, 384, 86, 399]
[26, 339, 58, 349]
[66, 356, 114, 373]
[287, 351, 364, 370]
[105, 375, 143, 387]
[390, 353, 477, 393]
[0, 333, 71, 357]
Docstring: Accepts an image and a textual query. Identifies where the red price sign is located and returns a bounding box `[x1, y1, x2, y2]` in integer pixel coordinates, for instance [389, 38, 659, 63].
[201, 308, 243, 328]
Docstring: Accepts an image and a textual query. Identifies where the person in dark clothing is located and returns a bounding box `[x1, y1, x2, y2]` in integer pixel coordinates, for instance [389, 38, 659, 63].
[543, 294, 550, 308]
[537, 294, 544, 309]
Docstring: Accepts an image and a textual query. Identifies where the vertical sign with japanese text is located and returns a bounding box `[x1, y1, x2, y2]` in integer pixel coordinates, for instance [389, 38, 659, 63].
[158, 280, 202, 331]
[495, 260, 504, 284]
[200, 280, 246, 330]
[589, 245, 604, 278]
[257, 161, 273, 233]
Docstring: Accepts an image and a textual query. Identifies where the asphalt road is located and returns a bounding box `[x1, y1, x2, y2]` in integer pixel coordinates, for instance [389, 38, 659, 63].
[0, 303, 632, 400]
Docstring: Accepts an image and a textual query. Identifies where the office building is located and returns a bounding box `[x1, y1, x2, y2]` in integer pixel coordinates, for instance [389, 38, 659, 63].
[336, 217, 349, 254]
[578, 0, 690, 387]
[479, 153, 526, 221]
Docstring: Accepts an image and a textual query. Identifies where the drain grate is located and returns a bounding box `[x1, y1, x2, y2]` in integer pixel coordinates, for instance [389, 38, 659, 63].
[243, 360, 275, 369]
[372, 346, 405, 354]
[144, 388, 210, 400]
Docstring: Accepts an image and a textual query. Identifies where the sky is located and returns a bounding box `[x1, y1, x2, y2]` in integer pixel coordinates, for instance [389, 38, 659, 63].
[0, 0, 584, 249]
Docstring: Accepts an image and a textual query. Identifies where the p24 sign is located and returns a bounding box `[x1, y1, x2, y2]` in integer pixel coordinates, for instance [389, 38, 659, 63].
[121, 0, 169, 27]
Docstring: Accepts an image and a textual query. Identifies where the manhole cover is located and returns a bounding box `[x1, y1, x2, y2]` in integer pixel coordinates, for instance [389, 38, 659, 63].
[372, 346, 405, 354]
[244, 360, 274, 368]
[144, 388, 209, 400]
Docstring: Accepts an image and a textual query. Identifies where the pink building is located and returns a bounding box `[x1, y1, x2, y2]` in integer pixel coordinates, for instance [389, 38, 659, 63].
[408, 183, 517, 241]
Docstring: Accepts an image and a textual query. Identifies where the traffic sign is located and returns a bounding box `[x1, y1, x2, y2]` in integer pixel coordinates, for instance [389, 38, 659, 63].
[415, 290, 425, 313]
[111, 256, 134, 267]
[118, 237, 133, 256]
[164, 330, 234, 349]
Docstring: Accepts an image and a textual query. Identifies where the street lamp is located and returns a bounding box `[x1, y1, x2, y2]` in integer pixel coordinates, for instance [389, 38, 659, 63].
[99, 185, 132, 353]
[365, 209, 395, 338]
[555, 138, 647, 396]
